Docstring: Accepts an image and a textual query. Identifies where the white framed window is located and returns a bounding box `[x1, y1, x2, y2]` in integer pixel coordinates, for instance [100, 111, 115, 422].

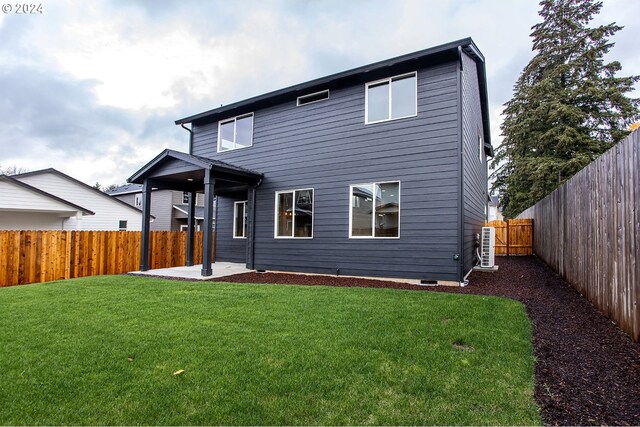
[365, 72, 417, 124]
[118, 220, 127, 231]
[218, 113, 254, 152]
[297, 90, 329, 106]
[134, 194, 142, 207]
[349, 181, 400, 238]
[234, 200, 248, 239]
[274, 189, 314, 238]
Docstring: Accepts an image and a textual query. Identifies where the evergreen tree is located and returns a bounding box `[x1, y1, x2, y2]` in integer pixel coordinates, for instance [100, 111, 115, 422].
[492, 0, 640, 218]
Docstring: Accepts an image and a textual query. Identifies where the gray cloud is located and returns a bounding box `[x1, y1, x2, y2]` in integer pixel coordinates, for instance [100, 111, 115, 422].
[1, 0, 638, 186]
[0, 65, 134, 157]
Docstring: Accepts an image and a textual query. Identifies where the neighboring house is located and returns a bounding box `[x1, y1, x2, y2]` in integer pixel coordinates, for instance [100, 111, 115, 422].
[8, 169, 146, 230]
[0, 175, 94, 230]
[488, 194, 504, 221]
[129, 38, 493, 284]
[107, 183, 211, 231]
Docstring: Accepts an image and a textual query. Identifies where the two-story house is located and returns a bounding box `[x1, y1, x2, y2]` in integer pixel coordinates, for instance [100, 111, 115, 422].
[129, 38, 493, 284]
[107, 184, 210, 231]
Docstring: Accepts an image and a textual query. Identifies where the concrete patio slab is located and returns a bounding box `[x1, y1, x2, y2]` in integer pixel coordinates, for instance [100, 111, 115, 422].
[129, 262, 251, 280]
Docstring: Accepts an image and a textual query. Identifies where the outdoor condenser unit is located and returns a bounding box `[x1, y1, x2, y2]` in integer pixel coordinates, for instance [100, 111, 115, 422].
[480, 227, 496, 268]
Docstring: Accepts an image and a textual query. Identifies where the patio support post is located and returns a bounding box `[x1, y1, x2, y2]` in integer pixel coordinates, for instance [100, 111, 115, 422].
[186, 190, 196, 267]
[246, 186, 256, 269]
[139, 178, 152, 271]
[201, 169, 215, 276]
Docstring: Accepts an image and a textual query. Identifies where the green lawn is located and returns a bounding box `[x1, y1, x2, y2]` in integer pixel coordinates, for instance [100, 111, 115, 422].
[0, 276, 540, 425]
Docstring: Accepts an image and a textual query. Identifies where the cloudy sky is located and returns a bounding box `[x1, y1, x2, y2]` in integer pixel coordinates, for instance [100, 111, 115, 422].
[1, 0, 639, 187]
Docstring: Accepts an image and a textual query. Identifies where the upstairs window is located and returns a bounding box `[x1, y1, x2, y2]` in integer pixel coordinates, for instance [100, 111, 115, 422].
[182, 192, 190, 204]
[350, 182, 400, 238]
[134, 194, 142, 207]
[218, 113, 254, 152]
[297, 90, 329, 106]
[275, 189, 314, 238]
[365, 72, 417, 124]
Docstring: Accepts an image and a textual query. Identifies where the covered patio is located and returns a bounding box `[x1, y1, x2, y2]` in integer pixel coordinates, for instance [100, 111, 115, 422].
[128, 149, 263, 276]
[129, 262, 251, 280]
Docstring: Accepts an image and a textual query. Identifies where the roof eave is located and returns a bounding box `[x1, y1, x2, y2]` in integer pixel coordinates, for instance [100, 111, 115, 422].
[175, 37, 476, 126]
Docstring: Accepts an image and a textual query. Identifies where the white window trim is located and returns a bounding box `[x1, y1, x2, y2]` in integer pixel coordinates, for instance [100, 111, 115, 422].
[478, 133, 484, 163]
[180, 224, 202, 231]
[217, 113, 254, 153]
[365, 72, 418, 125]
[297, 90, 330, 106]
[274, 188, 314, 239]
[233, 200, 248, 239]
[349, 181, 401, 239]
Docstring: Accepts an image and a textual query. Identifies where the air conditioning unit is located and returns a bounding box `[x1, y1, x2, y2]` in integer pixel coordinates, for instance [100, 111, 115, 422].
[480, 227, 496, 268]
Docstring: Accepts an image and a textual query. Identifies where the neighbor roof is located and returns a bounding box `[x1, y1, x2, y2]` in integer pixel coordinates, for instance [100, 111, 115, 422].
[12, 168, 148, 215]
[106, 183, 143, 196]
[0, 174, 94, 215]
[175, 37, 492, 155]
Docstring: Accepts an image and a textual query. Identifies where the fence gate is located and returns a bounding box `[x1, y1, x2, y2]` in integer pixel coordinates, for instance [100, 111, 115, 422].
[485, 219, 533, 256]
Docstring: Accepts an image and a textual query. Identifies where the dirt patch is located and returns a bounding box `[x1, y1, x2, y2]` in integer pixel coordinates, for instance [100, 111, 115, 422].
[215, 257, 640, 426]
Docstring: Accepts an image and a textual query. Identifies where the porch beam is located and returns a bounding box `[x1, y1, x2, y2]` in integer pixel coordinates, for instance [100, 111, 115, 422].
[186, 190, 196, 267]
[201, 169, 215, 276]
[246, 186, 256, 270]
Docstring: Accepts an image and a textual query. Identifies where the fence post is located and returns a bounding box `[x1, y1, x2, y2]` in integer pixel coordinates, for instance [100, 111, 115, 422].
[506, 220, 510, 257]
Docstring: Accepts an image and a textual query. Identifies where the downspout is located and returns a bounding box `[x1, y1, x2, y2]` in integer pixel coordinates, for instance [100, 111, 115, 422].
[456, 46, 466, 285]
[248, 178, 263, 270]
[180, 123, 194, 155]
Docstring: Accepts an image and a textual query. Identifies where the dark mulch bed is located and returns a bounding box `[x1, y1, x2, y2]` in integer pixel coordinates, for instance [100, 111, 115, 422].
[215, 256, 640, 426]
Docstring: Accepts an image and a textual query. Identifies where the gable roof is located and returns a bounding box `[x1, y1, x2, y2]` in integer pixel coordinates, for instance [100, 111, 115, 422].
[12, 168, 148, 216]
[175, 37, 492, 155]
[128, 149, 263, 184]
[0, 174, 94, 215]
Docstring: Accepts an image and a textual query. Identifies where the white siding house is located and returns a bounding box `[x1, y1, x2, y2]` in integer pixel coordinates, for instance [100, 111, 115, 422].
[0, 175, 93, 230]
[9, 169, 145, 230]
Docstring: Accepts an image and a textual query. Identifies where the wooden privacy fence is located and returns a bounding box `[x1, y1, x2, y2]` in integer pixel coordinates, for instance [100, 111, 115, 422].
[485, 219, 533, 255]
[518, 131, 639, 341]
[0, 230, 213, 287]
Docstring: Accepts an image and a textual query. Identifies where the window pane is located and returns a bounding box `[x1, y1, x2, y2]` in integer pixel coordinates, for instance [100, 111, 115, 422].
[235, 202, 245, 238]
[391, 75, 416, 119]
[375, 182, 399, 237]
[276, 192, 293, 237]
[351, 185, 373, 236]
[294, 189, 313, 237]
[235, 115, 253, 148]
[219, 121, 235, 151]
[367, 82, 389, 122]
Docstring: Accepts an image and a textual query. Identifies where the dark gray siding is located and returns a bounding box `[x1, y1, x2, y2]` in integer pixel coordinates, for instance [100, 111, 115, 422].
[215, 192, 247, 263]
[193, 62, 462, 281]
[460, 52, 488, 277]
